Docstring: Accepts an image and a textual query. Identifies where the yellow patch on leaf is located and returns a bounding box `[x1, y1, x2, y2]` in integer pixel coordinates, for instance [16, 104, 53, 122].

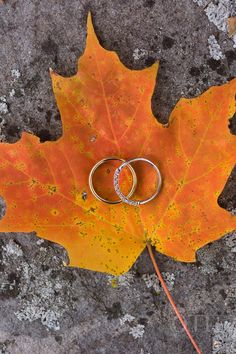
[0, 13, 235, 275]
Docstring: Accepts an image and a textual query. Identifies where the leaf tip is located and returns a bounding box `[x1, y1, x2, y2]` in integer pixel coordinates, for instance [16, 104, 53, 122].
[85, 10, 100, 48]
[49, 67, 56, 78]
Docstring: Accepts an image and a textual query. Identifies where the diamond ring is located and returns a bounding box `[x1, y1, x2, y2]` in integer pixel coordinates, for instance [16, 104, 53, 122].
[88, 157, 137, 204]
[113, 158, 162, 206]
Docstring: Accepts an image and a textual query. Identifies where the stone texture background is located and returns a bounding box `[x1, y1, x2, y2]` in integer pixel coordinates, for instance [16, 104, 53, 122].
[0, 0, 235, 353]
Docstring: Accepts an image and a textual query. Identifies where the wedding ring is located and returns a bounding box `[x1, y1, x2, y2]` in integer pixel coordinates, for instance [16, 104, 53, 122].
[113, 158, 162, 206]
[89, 157, 137, 204]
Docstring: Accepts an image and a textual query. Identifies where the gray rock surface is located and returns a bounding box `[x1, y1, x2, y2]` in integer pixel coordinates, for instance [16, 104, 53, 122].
[0, 232, 236, 354]
[0, 0, 235, 353]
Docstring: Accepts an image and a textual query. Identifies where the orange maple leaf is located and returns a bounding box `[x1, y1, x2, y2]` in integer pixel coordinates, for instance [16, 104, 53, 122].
[0, 13, 235, 275]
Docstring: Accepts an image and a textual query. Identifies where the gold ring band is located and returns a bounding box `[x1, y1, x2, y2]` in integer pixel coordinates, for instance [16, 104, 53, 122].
[113, 157, 162, 206]
[88, 157, 137, 204]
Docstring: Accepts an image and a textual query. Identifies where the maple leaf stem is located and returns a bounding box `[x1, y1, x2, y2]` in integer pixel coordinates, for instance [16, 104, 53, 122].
[146, 244, 202, 354]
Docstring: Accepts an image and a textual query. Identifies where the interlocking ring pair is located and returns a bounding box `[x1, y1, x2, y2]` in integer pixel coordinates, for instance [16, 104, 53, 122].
[89, 157, 162, 206]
